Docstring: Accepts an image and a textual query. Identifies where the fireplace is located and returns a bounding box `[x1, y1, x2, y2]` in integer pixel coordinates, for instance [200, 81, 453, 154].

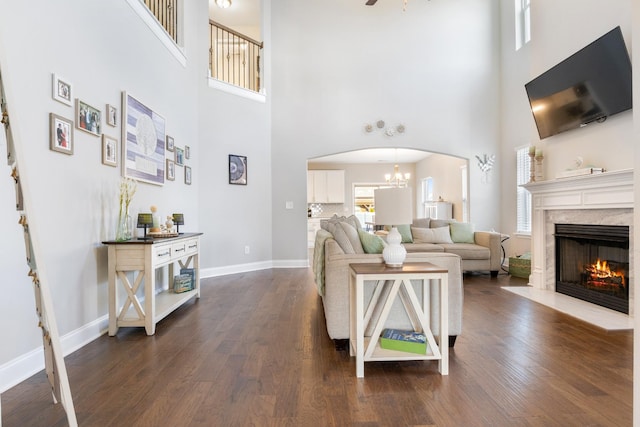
[555, 223, 630, 314]
[522, 169, 634, 318]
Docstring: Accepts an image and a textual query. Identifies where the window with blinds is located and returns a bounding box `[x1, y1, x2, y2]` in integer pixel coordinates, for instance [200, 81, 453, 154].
[515, 0, 531, 51]
[516, 147, 531, 234]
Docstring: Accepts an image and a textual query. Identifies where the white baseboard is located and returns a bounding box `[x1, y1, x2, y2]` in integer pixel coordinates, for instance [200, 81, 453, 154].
[0, 315, 108, 393]
[200, 259, 308, 278]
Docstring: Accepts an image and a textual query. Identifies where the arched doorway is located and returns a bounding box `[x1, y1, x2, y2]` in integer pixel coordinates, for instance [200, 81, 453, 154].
[306, 148, 469, 246]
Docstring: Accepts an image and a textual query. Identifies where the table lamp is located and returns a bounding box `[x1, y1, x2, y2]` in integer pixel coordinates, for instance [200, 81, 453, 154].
[172, 213, 184, 234]
[374, 187, 413, 267]
[137, 213, 153, 240]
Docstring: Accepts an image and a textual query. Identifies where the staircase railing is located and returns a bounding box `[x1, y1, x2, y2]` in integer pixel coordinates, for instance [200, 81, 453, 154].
[144, 0, 178, 43]
[209, 20, 263, 93]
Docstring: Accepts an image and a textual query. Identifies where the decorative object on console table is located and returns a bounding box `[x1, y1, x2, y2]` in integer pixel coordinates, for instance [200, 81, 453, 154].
[165, 215, 175, 233]
[380, 329, 428, 354]
[115, 178, 137, 241]
[137, 213, 153, 240]
[173, 213, 184, 234]
[150, 205, 161, 232]
[374, 187, 413, 267]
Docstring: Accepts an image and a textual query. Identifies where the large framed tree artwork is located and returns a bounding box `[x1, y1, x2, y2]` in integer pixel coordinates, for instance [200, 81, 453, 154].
[122, 92, 166, 185]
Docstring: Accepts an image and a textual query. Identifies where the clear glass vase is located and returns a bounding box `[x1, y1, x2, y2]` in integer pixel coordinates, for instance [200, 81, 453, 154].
[115, 206, 133, 241]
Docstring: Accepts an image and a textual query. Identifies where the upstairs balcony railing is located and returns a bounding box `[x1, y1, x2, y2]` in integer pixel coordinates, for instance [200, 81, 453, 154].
[144, 0, 178, 43]
[209, 20, 263, 93]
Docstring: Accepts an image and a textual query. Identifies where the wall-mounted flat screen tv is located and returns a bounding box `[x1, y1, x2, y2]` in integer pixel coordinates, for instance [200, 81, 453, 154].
[524, 26, 632, 140]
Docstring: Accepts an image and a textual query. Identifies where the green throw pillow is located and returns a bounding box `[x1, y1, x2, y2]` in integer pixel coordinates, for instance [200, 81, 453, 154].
[450, 222, 475, 243]
[358, 229, 386, 254]
[384, 224, 413, 243]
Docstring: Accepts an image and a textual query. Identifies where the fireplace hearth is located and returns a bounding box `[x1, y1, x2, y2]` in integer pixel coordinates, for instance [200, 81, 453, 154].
[555, 224, 629, 314]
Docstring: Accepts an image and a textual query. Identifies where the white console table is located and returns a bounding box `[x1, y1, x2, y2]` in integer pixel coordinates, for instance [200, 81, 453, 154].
[103, 232, 202, 336]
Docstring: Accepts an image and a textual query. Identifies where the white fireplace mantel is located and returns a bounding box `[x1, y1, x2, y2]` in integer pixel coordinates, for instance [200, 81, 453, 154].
[522, 169, 633, 291]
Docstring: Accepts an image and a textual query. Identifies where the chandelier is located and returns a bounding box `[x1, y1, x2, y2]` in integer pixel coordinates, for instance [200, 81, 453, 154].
[385, 164, 410, 188]
[215, 0, 232, 8]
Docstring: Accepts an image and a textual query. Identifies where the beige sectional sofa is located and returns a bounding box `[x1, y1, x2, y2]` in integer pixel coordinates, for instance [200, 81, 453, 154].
[312, 215, 502, 349]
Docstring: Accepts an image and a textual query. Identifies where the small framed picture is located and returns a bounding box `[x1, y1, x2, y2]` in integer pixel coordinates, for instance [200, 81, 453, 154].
[49, 113, 73, 155]
[229, 154, 247, 185]
[102, 135, 117, 167]
[166, 135, 174, 152]
[52, 74, 72, 106]
[185, 145, 191, 159]
[75, 99, 101, 136]
[185, 165, 192, 185]
[175, 147, 184, 166]
[166, 159, 175, 181]
[106, 104, 117, 127]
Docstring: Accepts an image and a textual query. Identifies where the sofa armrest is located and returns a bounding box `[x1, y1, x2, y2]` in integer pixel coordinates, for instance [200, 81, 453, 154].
[474, 231, 502, 272]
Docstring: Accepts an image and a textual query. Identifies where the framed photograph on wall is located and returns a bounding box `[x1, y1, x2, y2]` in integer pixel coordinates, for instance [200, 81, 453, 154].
[185, 165, 192, 185]
[166, 135, 174, 152]
[166, 159, 175, 181]
[185, 145, 191, 159]
[52, 74, 72, 106]
[175, 147, 184, 166]
[106, 104, 117, 127]
[229, 154, 247, 185]
[49, 113, 73, 155]
[122, 92, 166, 185]
[102, 135, 118, 167]
[75, 99, 102, 136]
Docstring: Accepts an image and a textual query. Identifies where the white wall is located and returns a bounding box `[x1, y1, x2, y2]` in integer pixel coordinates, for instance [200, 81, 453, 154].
[415, 154, 468, 221]
[271, 0, 502, 262]
[0, 0, 273, 392]
[499, 0, 633, 258]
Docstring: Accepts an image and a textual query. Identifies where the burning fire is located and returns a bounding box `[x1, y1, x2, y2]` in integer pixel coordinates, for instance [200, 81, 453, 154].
[585, 259, 626, 287]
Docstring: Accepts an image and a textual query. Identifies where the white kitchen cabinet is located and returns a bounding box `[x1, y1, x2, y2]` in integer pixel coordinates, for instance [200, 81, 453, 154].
[307, 170, 345, 203]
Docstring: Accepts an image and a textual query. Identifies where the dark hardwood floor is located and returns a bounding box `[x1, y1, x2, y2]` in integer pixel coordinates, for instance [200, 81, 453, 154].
[2, 269, 632, 426]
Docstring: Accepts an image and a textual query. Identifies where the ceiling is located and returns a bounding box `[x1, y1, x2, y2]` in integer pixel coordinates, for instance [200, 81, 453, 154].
[208, 0, 261, 28]
[309, 148, 433, 165]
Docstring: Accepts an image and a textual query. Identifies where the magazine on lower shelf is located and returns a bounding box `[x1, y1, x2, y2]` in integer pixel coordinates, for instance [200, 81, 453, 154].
[174, 273, 193, 293]
[379, 329, 428, 354]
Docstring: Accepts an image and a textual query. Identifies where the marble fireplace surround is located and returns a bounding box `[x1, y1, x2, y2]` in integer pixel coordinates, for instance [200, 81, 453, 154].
[521, 169, 634, 319]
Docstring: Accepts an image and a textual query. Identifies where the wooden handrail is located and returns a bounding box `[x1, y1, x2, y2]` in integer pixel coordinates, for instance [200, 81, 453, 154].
[209, 20, 263, 48]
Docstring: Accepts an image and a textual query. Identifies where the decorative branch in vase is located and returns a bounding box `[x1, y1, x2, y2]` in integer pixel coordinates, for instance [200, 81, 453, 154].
[116, 178, 137, 241]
